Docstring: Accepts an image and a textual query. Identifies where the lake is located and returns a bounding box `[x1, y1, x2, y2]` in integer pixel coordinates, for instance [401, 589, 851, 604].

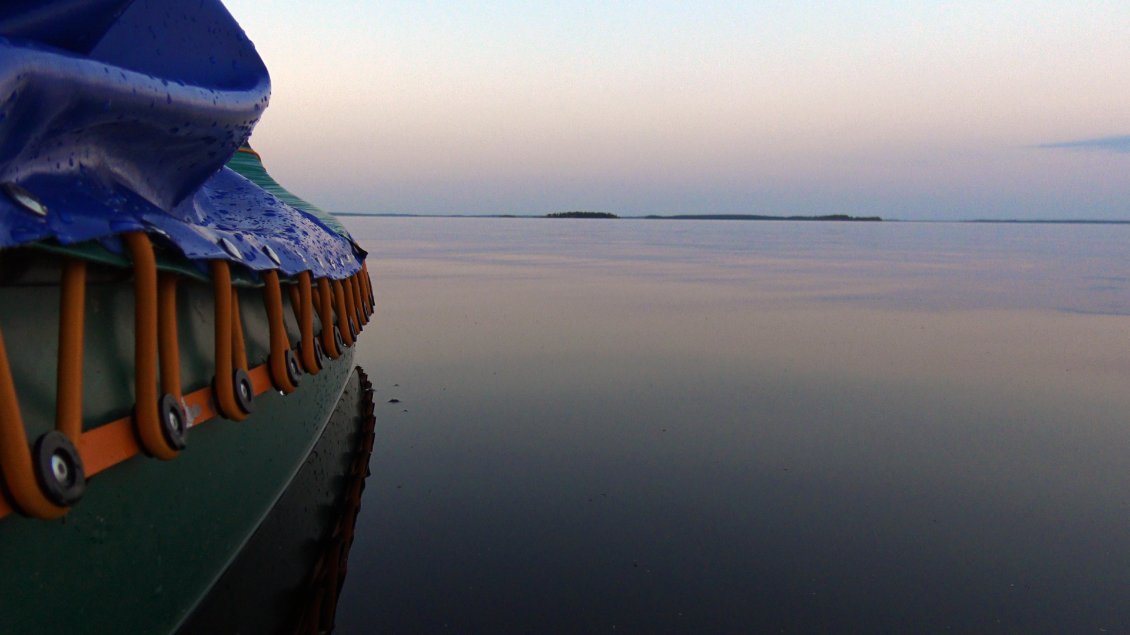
[336, 217, 1130, 633]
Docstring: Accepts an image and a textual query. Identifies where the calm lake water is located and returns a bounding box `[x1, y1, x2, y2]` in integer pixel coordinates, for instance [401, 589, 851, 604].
[337, 217, 1130, 633]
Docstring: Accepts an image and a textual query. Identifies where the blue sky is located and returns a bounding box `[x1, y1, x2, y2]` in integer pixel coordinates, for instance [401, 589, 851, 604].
[225, 1, 1130, 220]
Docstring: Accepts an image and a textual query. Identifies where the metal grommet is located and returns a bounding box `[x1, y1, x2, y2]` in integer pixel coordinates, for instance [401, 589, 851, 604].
[285, 349, 302, 387]
[334, 326, 346, 351]
[261, 244, 281, 266]
[32, 431, 85, 507]
[218, 237, 241, 260]
[233, 368, 254, 414]
[311, 338, 325, 370]
[2, 182, 48, 217]
[158, 393, 188, 450]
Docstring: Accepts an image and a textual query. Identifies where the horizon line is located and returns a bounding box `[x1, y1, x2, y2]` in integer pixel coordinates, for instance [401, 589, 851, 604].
[332, 212, 1130, 225]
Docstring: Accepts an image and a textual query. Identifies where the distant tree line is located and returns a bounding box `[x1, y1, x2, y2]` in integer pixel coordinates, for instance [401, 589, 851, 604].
[545, 211, 619, 219]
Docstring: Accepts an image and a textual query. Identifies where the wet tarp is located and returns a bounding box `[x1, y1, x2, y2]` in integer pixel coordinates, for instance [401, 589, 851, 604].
[0, 0, 360, 279]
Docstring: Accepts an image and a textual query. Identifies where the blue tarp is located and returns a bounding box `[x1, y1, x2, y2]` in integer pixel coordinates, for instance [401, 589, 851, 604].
[0, 0, 360, 279]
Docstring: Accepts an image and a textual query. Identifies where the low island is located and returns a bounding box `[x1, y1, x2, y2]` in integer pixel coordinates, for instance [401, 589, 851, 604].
[546, 211, 619, 219]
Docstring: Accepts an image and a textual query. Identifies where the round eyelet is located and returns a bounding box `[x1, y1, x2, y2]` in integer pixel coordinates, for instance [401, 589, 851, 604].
[233, 368, 254, 414]
[2, 182, 48, 217]
[261, 244, 281, 266]
[158, 393, 188, 450]
[285, 349, 302, 386]
[218, 236, 241, 260]
[311, 338, 325, 370]
[32, 431, 85, 507]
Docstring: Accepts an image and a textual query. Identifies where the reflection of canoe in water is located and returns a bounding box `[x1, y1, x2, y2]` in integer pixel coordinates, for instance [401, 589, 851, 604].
[0, 1, 375, 631]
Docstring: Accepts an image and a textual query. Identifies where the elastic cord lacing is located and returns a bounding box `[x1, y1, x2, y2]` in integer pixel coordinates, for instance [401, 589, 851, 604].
[297, 272, 321, 375]
[0, 236, 375, 519]
[332, 279, 353, 348]
[317, 277, 341, 359]
[263, 270, 298, 394]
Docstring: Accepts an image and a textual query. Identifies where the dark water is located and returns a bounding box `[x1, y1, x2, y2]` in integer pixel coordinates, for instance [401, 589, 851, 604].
[337, 218, 1130, 633]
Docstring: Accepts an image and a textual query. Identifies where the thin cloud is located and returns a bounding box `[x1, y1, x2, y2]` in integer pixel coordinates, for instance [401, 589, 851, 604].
[1037, 135, 1130, 153]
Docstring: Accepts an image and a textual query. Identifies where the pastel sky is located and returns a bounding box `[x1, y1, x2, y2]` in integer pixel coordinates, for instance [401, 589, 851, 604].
[225, 1, 1130, 220]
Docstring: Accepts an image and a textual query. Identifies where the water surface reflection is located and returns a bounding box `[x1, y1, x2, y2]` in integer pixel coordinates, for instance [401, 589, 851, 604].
[339, 218, 1130, 632]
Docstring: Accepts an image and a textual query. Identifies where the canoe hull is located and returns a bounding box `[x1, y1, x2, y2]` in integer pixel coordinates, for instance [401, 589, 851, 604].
[0, 251, 371, 633]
